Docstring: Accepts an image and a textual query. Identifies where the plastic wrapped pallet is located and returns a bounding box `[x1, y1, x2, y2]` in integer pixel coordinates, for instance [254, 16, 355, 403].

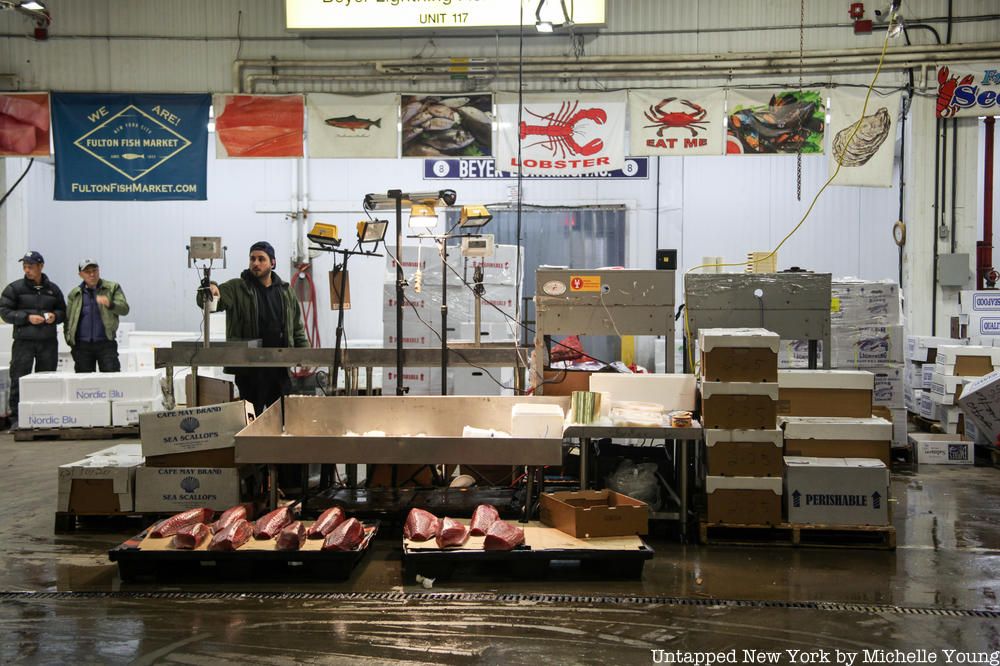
[831, 279, 902, 325]
[831, 324, 904, 368]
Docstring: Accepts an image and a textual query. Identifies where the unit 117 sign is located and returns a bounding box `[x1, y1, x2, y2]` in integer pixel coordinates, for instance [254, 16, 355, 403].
[936, 64, 1000, 117]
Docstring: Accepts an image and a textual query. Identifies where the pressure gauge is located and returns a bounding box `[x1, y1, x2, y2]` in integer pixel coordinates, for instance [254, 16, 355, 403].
[892, 221, 906, 247]
[542, 280, 567, 296]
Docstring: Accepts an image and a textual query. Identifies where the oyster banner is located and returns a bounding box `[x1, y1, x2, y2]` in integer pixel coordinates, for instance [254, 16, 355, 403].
[496, 91, 626, 176]
[308, 92, 399, 158]
[936, 64, 1000, 118]
[726, 89, 826, 155]
[401, 93, 493, 158]
[829, 89, 900, 188]
[628, 89, 726, 156]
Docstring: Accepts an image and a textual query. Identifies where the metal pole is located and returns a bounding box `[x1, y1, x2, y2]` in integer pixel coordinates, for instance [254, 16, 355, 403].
[331, 254, 348, 394]
[441, 241, 448, 396]
[394, 192, 404, 396]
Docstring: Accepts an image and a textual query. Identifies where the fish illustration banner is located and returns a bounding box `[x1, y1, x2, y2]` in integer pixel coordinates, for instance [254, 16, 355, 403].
[213, 94, 304, 158]
[726, 90, 826, 155]
[52, 93, 209, 201]
[628, 89, 725, 156]
[401, 93, 493, 158]
[936, 64, 1000, 118]
[307, 92, 398, 158]
[496, 91, 627, 175]
[829, 90, 900, 188]
[0, 92, 50, 157]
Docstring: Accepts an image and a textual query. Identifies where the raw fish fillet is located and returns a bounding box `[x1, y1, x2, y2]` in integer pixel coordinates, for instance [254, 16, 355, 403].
[211, 504, 249, 534]
[215, 95, 303, 157]
[0, 116, 37, 154]
[150, 507, 214, 538]
[483, 520, 525, 551]
[306, 506, 345, 539]
[209, 518, 253, 551]
[171, 523, 211, 550]
[0, 94, 49, 130]
[403, 508, 440, 541]
[436, 517, 470, 548]
[469, 504, 500, 536]
[321, 517, 365, 551]
[254, 506, 293, 540]
[276, 521, 306, 551]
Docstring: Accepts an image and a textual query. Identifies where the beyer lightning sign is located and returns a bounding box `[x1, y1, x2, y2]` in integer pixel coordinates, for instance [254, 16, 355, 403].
[936, 64, 1000, 118]
[424, 157, 648, 180]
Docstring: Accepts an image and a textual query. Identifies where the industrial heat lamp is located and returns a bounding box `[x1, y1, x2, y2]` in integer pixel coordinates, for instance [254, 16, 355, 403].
[356, 219, 388, 246]
[307, 222, 341, 248]
[459, 204, 492, 229]
[408, 203, 439, 229]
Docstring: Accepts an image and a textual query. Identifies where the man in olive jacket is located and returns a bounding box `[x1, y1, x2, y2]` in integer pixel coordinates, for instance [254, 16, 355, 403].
[64, 258, 130, 373]
[196, 241, 308, 416]
[0, 251, 67, 422]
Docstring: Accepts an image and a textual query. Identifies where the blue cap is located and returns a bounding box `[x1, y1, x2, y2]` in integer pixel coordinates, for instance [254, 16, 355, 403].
[249, 241, 275, 262]
[19, 251, 44, 264]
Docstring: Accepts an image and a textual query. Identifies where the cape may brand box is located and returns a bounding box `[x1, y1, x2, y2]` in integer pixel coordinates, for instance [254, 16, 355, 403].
[133, 466, 242, 512]
[784, 457, 889, 526]
[777, 369, 873, 418]
[539, 490, 648, 538]
[701, 381, 778, 430]
[705, 476, 783, 525]
[705, 429, 783, 476]
[780, 416, 892, 466]
[138, 401, 254, 459]
[698, 328, 779, 383]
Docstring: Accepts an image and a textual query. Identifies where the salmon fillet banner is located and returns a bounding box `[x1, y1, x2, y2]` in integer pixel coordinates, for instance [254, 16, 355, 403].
[0, 92, 50, 157]
[52, 93, 209, 201]
[213, 94, 304, 158]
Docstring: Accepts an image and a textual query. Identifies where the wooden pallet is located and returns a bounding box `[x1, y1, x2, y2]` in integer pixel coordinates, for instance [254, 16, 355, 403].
[14, 425, 139, 442]
[699, 521, 896, 550]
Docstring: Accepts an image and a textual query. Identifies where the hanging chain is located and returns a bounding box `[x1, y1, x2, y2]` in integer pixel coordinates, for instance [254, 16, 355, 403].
[796, 0, 804, 201]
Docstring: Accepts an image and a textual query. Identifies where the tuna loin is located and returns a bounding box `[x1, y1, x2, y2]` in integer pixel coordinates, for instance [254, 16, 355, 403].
[321, 518, 365, 552]
[211, 504, 249, 534]
[209, 518, 253, 551]
[306, 506, 345, 539]
[469, 504, 500, 536]
[403, 508, 440, 542]
[171, 523, 211, 550]
[254, 506, 294, 540]
[483, 520, 525, 551]
[276, 521, 307, 551]
[436, 517, 470, 548]
[150, 508, 214, 538]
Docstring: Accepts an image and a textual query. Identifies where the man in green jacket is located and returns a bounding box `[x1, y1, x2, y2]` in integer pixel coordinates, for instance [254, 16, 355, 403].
[64, 259, 130, 373]
[197, 241, 308, 416]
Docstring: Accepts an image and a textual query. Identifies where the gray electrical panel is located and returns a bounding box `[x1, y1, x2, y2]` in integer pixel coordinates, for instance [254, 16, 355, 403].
[938, 253, 971, 288]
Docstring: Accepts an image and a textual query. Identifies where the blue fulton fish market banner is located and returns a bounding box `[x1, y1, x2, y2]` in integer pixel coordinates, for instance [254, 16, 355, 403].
[52, 93, 210, 200]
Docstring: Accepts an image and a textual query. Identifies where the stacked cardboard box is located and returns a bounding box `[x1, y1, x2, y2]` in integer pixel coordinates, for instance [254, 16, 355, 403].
[700, 328, 783, 525]
[927, 345, 999, 434]
[781, 416, 893, 466]
[784, 457, 890, 526]
[904, 336, 965, 428]
[957, 369, 1000, 447]
[959, 291, 1000, 346]
[18, 371, 161, 429]
[57, 444, 143, 514]
[908, 433, 975, 465]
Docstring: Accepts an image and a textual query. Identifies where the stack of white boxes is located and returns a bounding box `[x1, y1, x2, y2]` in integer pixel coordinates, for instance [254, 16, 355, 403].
[905, 336, 962, 417]
[18, 371, 161, 429]
[58, 444, 143, 514]
[929, 345, 1000, 434]
[700, 328, 783, 526]
[959, 290, 1000, 346]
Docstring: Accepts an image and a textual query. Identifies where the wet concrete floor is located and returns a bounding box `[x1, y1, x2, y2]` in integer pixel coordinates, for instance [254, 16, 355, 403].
[1, 436, 998, 663]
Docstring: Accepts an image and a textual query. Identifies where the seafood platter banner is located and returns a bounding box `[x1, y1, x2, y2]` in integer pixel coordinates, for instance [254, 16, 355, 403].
[726, 90, 826, 155]
[307, 92, 398, 158]
[213, 94, 304, 158]
[496, 91, 627, 176]
[829, 90, 900, 188]
[51, 93, 209, 201]
[936, 64, 1000, 118]
[628, 89, 726, 156]
[0, 92, 50, 157]
[401, 94, 493, 158]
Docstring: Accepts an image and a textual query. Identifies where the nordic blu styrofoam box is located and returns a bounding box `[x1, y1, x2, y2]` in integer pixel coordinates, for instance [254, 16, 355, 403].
[511, 403, 565, 438]
[589, 373, 696, 412]
[784, 457, 889, 526]
[65, 372, 160, 402]
[19, 372, 67, 402]
[19, 401, 111, 429]
[112, 398, 163, 426]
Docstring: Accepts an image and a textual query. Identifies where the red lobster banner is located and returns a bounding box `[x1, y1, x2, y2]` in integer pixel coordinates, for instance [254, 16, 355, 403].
[936, 64, 1000, 118]
[628, 89, 726, 156]
[496, 91, 626, 176]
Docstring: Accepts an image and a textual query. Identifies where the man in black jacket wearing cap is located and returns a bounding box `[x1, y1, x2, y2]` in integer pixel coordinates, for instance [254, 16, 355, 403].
[0, 251, 67, 425]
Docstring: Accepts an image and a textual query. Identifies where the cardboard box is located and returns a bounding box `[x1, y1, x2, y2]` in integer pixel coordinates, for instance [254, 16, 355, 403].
[589, 373, 696, 411]
[58, 450, 142, 513]
[909, 433, 974, 465]
[831, 280, 902, 325]
[935, 345, 1000, 366]
[872, 365, 904, 409]
[138, 401, 254, 459]
[541, 369, 592, 396]
[921, 363, 935, 389]
[933, 358, 996, 377]
[133, 466, 242, 512]
[784, 457, 889, 526]
[957, 369, 1000, 446]
[777, 370, 873, 418]
[701, 382, 778, 430]
[705, 476, 783, 525]
[918, 391, 936, 420]
[111, 398, 162, 426]
[832, 324, 904, 367]
[143, 448, 237, 468]
[699, 328, 779, 383]
[184, 375, 235, 407]
[907, 335, 964, 363]
[929, 373, 964, 405]
[705, 429, 783, 476]
[20, 401, 111, 429]
[19, 372, 67, 402]
[781, 416, 892, 466]
[539, 490, 648, 538]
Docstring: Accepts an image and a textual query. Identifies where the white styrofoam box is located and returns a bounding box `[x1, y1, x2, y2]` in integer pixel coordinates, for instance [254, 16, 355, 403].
[118, 349, 136, 372]
[476, 287, 519, 325]
[872, 365, 903, 408]
[115, 322, 136, 347]
[698, 328, 780, 352]
[832, 325, 904, 368]
[383, 368, 454, 396]
[904, 389, 916, 412]
[56, 352, 73, 373]
[19, 401, 111, 429]
[511, 402, 565, 438]
[784, 457, 889, 526]
[777, 369, 874, 390]
[171, 366, 233, 407]
[971, 335, 1000, 347]
[456, 321, 517, 343]
[124, 331, 203, 353]
[112, 397, 163, 426]
[134, 466, 241, 512]
[451, 366, 507, 397]
[918, 391, 936, 420]
[920, 363, 934, 389]
[933, 361, 998, 377]
[86, 444, 142, 458]
[960, 290, 1000, 317]
[909, 433, 974, 465]
[0, 323, 12, 349]
[930, 373, 964, 403]
[589, 373, 696, 411]
[890, 408, 908, 448]
[935, 345, 1000, 366]
[461, 244, 522, 287]
[958, 369, 1000, 446]
[131, 349, 156, 372]
[907, 335, 965, 363]
[0, 366, 8, 418]
[780, 415, 892, 441]
[65, 371, 160, 402]
[19, 372, 67, 402]
[701, 381, 780, 399]
[385, 243, 522, 286]
[58, 450, 142, 512]
[831, 280, 901, 325]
